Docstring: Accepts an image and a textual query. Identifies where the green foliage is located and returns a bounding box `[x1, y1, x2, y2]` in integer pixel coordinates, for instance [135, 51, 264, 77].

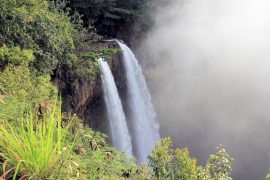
[149, 138, 233, 180]
[0, 0, 102, 78]
[174, 148, 198, 179]
[80, 47, 119, 60]
[0, 65, 57, 105]
[0, 45, 34, 68]
[0, 96, 27, 122]
[74, 47, 120, 77]
[206, 145, 233, 180]
[70, 0, 150, 36]
[1, 0, 64, 74]
[49, 115, 148, 179]
[196, 166, 212, 180]
[0, 46, 57, 120]
[0, 102, 149, 179]
[0, 102, 71, 179]
[149, 137, 174, 178]
[149, 137, 198, 179]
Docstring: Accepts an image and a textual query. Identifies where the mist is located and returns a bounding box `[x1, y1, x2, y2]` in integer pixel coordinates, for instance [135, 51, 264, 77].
[138, 0, 270, 179]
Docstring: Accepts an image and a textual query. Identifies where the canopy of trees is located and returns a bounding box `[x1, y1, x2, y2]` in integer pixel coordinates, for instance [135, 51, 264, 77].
[69, 0, 151, 37]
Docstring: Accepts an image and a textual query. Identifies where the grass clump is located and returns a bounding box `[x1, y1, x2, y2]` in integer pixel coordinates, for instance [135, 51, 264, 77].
[0, 102, 70, 179]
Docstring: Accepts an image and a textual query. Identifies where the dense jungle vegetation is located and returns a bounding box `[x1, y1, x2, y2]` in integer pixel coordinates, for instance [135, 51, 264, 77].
[0, 0, 261, 179]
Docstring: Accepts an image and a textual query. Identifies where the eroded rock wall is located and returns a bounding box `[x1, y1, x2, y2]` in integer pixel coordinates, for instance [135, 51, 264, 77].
[59, 41, 127, 133]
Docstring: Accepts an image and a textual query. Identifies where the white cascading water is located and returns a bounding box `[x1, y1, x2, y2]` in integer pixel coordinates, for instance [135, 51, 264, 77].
[98, 58, 133, 156]
[116, 40, 160, 164]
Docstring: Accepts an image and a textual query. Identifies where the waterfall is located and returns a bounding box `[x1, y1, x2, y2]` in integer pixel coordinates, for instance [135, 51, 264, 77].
[98, 58, 133, 156]
[116, 40, 160, 164]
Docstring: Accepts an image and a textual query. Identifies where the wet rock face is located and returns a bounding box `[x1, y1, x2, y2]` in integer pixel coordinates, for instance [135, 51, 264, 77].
[59, 41, 127, 133]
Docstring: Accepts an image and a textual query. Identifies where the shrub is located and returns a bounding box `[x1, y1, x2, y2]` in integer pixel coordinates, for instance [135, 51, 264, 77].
[148, 137, 174, 178]
[206, 145, 233, 180]
[0, 45, 34, 68]
[0, 65, 57, 105]
[174, 148, 197, 179]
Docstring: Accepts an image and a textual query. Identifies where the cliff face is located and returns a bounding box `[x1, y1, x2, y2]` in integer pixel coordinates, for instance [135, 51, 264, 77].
[59, 41, 127, 133]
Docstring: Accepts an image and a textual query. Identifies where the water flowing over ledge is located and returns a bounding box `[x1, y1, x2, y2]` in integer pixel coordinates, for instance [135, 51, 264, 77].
[116, 40, 160, 164]
[98, 58, 133, 157]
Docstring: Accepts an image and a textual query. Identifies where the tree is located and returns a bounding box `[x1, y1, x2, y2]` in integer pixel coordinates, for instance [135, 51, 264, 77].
[149, 138, 233, 180]
[0, 0, 99, 78]
[69, 0, 149, 37]
[174, 148, 197, 179]
[148, 137, 174, 178]
[206, 145, 233, 180]
[148, 137, 200, 179]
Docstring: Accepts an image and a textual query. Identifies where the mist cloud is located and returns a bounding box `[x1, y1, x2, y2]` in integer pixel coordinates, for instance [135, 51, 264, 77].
[138, 0, 270, 179]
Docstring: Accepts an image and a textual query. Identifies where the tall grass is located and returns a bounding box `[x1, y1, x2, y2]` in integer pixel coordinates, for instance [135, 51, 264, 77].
[0, 101, 70, 179]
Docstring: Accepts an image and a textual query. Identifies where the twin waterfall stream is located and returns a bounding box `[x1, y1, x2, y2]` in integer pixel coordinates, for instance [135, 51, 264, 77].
[98, 59, 133, 157]
[98, 40, 160, 164]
